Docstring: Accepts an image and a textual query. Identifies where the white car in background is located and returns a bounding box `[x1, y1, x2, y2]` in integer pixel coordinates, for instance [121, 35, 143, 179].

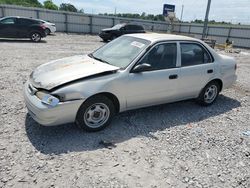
[24, 34, 237, 131]
[36, 19, 56, 35]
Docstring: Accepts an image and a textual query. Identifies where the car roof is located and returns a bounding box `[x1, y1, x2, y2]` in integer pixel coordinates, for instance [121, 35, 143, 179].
[1, 16, 37, 21]
[126, 33, 200, 43]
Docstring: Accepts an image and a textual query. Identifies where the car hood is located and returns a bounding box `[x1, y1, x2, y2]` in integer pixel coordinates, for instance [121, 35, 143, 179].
[30, 55, 119, 90]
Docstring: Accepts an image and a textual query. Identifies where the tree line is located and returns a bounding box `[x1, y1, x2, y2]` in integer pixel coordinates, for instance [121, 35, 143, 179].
[0, 0, 80, 12]
[99, 12, 165, 22]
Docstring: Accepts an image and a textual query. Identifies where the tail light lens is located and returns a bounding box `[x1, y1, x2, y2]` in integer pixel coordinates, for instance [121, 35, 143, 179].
[40, 24, 46, 30]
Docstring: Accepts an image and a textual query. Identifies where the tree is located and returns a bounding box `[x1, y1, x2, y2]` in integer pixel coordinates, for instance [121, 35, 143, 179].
[59, 3, 78, 12]
[0, 0, 43, 7]
[78, 8, 84, 13]
[43, 0, 58, 10]
[98, 12, 165, 22]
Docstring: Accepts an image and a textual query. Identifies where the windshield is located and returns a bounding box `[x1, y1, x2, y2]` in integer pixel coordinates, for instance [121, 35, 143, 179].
[111, 24, 125, 30]
[91, 36, 151, 68]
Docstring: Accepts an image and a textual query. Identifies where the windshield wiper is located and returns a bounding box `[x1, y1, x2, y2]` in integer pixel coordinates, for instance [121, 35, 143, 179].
[88, 53, 110, 65]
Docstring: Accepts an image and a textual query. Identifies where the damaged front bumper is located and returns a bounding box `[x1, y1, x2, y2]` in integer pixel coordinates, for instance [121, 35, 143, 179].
[24, 82, 84, 126]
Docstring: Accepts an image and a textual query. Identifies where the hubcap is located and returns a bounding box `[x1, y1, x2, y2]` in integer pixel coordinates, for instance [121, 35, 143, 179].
[204, 85, 218, 103]
[32, 33, 40, 41]
[84, 103, 110, 128]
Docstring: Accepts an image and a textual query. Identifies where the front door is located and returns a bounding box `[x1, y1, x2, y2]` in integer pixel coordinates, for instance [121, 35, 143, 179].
[0, 17, 17, 37]
[125, 42, 181, 109]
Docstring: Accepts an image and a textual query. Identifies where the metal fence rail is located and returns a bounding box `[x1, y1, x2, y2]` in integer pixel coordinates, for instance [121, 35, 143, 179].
[0, 4, 170, 34]
[173, 23, 250, 48]
[0, 4, 250, 48]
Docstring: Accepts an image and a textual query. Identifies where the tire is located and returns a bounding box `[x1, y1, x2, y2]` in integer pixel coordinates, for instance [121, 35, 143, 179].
[75, 95, 115, 132]
[30, 32, 41, 42]
[197, 81, 220, 106]
[45, 28, 51, 35]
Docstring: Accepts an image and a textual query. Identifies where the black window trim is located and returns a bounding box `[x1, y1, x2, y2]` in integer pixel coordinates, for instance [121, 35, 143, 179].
[179, 41, 214, 67]
[130, 41, 179, 73]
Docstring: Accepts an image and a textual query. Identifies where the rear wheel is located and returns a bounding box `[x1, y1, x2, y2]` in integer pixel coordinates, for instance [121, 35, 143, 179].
[197, 81, 220, 106]
[76, 95, 115, 132]
[45, 28, 51, 35]
[30, 32, 41, 42]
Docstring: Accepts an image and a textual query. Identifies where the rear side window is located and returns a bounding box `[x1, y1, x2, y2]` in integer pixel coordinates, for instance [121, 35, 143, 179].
[180, 43, 212, 67]
[134, 25, 143, 30]
[18, 19, 37, 25]
[126, 25, 144, 30]
[125, 25, 134, 30]
[0, 18, 15, 24]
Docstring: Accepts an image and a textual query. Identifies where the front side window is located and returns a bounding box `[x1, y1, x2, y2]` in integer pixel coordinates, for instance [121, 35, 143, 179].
[180, 43, 212, 67]
[91, 36, 151, 68]
[0, 18, 15, 24]
[138, 43, 177, 71]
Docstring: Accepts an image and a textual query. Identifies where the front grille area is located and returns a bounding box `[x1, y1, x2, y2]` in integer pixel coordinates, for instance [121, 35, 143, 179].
[28, 84, 37, 95]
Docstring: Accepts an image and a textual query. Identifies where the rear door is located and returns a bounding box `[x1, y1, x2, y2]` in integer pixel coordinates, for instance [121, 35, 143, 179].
[178, 42, 215, 98]
[0, 17, 17, 37]
[16, 18, 38, 37]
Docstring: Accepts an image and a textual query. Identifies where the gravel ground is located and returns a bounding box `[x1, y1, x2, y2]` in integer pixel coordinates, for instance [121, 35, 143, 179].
[0, 33, 250, 188]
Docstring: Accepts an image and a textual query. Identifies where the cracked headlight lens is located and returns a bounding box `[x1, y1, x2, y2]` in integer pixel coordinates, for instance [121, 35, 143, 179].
[35, 91, 49, 100]
[36, 91, 59, 107]
[41, 94, 59, 107]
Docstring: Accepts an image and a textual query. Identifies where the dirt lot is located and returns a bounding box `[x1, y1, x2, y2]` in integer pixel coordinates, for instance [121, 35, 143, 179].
[0, 33, 250, 188]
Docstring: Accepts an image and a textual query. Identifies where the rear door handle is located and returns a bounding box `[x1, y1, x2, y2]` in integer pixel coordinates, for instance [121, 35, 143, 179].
[169, 74, 178, 79]
[207, 69, 213, 74]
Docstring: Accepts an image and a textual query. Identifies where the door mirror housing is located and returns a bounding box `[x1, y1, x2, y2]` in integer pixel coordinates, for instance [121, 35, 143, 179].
[132, 63, 152, 73]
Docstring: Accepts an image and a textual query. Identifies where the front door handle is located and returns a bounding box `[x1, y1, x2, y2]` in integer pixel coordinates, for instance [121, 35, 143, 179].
[207, 69, 213, 74]
[169, 74, 178, 79]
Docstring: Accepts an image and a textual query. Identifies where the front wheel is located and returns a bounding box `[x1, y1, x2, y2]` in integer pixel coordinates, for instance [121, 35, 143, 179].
[30, 32, 41, 42]
[197, 81, 220, 106]
[75, 95, 115, 132]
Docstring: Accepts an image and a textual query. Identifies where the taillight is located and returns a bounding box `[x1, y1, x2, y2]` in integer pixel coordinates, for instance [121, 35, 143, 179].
[40, 24, 46, 30]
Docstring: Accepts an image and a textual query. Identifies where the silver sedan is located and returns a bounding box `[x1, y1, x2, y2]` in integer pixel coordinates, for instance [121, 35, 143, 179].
[24, 33, 237, 131]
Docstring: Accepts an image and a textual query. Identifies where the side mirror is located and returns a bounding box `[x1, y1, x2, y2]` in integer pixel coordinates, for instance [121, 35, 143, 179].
[132, 63, 152, 73]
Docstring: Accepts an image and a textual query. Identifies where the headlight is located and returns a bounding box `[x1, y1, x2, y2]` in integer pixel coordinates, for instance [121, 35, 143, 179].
[36, 91, 49, 100]
[35, 91, 59, 107]
[41, 94, 59, 107]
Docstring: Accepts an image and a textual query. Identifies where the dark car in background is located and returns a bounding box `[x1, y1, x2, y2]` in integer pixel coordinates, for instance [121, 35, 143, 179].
[99, 23, 145, 42]
[0, 16, 47, 42]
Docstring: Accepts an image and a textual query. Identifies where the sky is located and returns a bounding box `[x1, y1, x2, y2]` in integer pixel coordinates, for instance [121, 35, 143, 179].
[38, 0, 250, 24]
